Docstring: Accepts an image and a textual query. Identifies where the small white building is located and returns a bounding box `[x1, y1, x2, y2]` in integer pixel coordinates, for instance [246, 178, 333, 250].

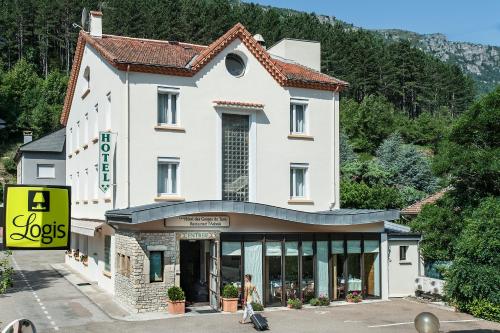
[62, 11, 418, 312]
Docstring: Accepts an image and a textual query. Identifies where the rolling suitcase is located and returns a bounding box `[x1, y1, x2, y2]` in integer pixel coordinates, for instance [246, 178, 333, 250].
[251, 313, 269, 331]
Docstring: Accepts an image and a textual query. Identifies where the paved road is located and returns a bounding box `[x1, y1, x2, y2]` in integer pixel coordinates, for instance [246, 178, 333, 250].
[1, 251, 499, 333]
[0, 251, 111, 332]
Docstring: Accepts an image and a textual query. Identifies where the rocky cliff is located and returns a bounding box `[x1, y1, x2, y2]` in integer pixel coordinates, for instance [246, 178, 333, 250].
[376, 29, 500, 94]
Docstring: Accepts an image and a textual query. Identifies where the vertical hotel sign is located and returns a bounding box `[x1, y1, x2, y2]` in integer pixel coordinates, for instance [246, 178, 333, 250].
[99, 131, 116, 193]
[3, 185, 71, 249]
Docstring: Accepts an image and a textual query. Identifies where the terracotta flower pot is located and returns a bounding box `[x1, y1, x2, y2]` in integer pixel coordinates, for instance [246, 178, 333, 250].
[222, 298, 239, 312]
[167, 300, 185, 315]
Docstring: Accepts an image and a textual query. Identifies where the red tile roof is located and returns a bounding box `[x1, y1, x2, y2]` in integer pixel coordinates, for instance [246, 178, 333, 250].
[213, 100, 264, 109]
[61, 23, 348, 125]
[402, 188, 449, 215]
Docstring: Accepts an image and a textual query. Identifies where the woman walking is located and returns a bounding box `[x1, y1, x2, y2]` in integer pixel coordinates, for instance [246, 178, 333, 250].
[240, 274, 256, 324]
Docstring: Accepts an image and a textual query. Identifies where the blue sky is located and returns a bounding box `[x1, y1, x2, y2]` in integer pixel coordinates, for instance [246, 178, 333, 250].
[245, 0, 500, 46]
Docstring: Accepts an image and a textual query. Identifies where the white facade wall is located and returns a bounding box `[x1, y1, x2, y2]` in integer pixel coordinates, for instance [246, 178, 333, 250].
[65, 37, 341, 296]
[66, 45, 125, 219]
[388, 240, 420, 297]
[128, 39, 338, 211]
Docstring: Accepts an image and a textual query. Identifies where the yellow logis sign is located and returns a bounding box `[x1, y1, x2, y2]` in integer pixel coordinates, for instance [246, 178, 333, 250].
[3, 185, 71, 250]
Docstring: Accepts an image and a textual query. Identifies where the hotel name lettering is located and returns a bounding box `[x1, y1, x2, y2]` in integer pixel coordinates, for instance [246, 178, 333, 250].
[167, 216, 230, 229]
[99, 131, 115, 193]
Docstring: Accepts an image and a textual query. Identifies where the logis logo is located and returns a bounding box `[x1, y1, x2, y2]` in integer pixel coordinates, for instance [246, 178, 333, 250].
[9, 190, 66, 244]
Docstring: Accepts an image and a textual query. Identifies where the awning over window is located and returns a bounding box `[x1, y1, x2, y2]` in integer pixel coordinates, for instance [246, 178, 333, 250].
[105, 200, 400, 226]
[71, 219, 104, 237]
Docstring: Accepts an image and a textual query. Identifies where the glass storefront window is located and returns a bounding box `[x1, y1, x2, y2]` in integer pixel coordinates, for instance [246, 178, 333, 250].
[347, 240, 362, 293]
[316, 241, 329, 298]
[331, 240, 345, 300]
[285, 241, 299, 301]
[244, 242, 263, 303]
[363, 240, 380, 297]
[265, 242, 283, 306]
[301, 241, 314, 302]
[221, 242, 242, 298]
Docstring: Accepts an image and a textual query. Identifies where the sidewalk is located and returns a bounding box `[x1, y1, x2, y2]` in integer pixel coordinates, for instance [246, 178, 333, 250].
[50, 263, 389, 322]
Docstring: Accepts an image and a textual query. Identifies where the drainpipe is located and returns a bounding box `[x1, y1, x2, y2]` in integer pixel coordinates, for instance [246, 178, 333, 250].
[125, 65, 131, 208]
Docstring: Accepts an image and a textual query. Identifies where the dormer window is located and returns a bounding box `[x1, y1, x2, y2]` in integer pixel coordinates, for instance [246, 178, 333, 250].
[225, 53, 246, 77]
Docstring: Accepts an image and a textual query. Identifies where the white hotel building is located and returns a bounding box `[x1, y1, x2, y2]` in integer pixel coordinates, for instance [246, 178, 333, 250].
[63, 11, 421, 312]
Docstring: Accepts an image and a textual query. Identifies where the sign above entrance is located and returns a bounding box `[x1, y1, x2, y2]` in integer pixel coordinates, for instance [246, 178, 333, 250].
[166, 216, 229, 229]
[2, 185, 71, 250]
[98, 131, 116, 193]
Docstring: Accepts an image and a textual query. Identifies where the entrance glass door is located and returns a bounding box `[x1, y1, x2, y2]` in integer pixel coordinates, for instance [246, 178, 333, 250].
[209, 240, 220, 310]
[265, 242, 282, 306]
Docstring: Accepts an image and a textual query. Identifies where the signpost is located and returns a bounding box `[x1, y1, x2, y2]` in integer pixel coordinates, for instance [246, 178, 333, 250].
[2, 185, 71, 250]
[99, 131, 115, 193]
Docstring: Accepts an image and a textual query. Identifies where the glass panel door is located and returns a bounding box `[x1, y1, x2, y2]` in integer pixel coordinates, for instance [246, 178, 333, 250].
[285, 241, 299, 301]
[331, 240, 346, 300]
[301, 241, 314, 303]
[265, 242, 283, 306]
[347, 240, 362, 294]
[221, 242, 242, 301]
[316, 241, 329, 298]
[363, 240, 380, 297]
[209, 240, 220, 310]
[244, 242, 263, 305]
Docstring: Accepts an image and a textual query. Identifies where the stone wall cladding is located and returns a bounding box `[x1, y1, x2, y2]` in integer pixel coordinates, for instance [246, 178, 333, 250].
[114, 230, 177, 313]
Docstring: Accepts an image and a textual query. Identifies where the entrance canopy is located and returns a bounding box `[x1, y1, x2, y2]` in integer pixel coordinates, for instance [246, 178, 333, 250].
[105, 200, 399, 225]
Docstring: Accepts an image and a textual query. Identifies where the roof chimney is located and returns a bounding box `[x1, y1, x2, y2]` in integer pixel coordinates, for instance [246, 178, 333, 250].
[253, 34, 266, 49]
[89, 11, 102, 38]
[23, 130, 33, 144]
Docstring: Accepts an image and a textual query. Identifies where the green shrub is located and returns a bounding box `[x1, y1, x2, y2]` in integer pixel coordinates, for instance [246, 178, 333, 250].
[444, 198, 500, 322]
[287, 298, 302, 309]
[222, 283, 238, 298]
[3, 156, 17, 175]
[167, 286, 185, 301]
[318, 296, 330, 306]
[251, 302, 263, 311]
[309, 298, 319, 306]
[465, 299, 500, 322]
[309, 296, 330, 306]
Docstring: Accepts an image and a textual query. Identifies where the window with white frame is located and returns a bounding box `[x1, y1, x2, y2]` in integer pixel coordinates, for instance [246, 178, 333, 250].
[105, 92, 111, 130]
[84, 113, 89, 143]
[290, 163, 308, 198]
[290, 101, 308, 134]
[157, 157, 179, 195]
[84, 168, 89, 200]
[68, 127, 73, 151]
[93, 104, 99, 138]
[76, 171, 80, 200]
[76, 121, 80, 148]
[157, 88, 179, 125]
[37, 164, 55, 178]
[93, 164, 99, 199]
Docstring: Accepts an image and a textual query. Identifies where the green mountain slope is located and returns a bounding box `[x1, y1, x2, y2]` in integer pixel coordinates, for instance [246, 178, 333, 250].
[376, 29, 500, 95]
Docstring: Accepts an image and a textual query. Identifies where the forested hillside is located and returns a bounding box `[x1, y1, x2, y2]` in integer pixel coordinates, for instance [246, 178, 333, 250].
[377, 29, 500, 95]
[0, 0, 483, 208]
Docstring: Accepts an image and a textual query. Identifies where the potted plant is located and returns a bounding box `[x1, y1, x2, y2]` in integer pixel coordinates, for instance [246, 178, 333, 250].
[222, 284, 239, 312]
[287, 298, 302, 309]
[80, 254, 88, 266]
[167, 286, 185, 314]
[251, 302, 264, 312]
[346, 291, 362, 303]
